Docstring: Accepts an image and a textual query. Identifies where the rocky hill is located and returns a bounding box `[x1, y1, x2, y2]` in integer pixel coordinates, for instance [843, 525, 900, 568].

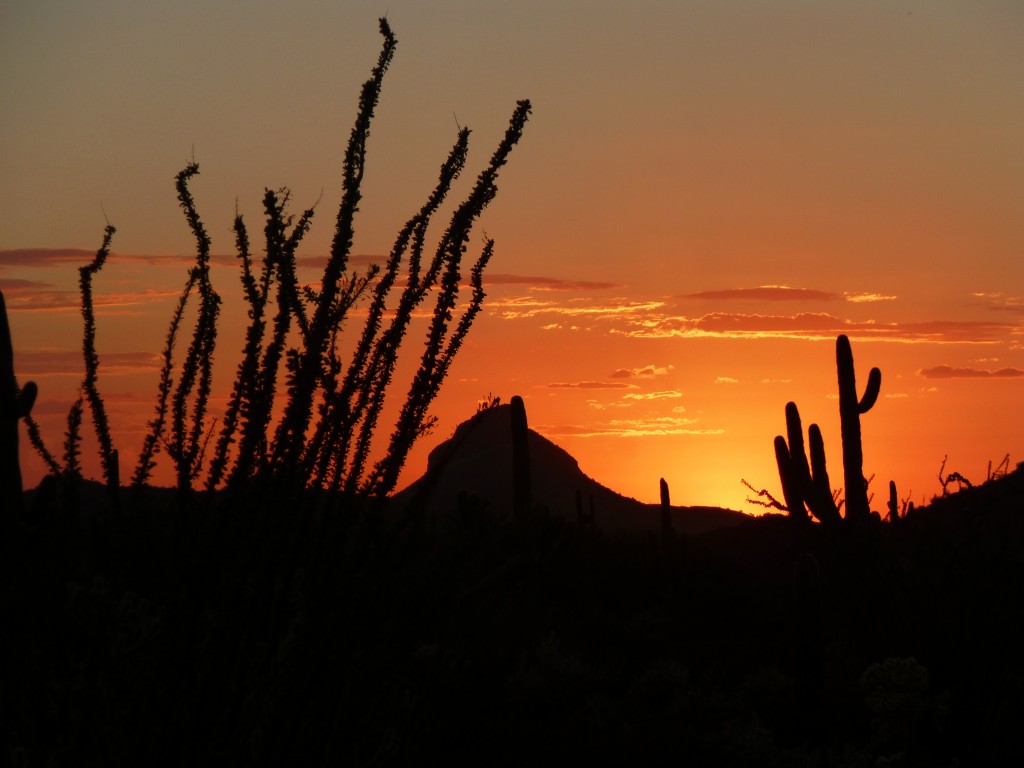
[392, 401, 747, 535]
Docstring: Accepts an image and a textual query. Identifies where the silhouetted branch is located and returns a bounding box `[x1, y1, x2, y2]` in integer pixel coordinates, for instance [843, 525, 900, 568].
[78, 225, 118, 491]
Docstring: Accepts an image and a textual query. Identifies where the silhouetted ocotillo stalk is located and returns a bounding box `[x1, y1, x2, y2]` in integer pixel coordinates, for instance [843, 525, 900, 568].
[169, 163, 222, 490]
[367, 99, 531, 498]
[775, 402, 841, 526]
[836, 334, 881, 525]
[133, 270, 195, 487]
[78, 224, 119, 494]
[269, 19, 398, 476]
[1, 291, 37, 515]
[659, 477, 674, 542]
[511, 395, 531, 518]
[327, 130, 470, 493]
[62, 396, 85, 479]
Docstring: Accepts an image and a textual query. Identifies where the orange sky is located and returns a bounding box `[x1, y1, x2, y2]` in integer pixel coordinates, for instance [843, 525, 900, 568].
[2, 1, 1022, 511]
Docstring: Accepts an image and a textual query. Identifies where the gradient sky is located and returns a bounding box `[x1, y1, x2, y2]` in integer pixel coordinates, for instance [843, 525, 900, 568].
[2, 0, 1022, 511]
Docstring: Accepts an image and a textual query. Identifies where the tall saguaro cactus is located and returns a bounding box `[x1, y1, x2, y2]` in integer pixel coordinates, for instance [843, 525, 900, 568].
[774, 334, 881, 527]
[836, 334, 881, 525]
[1, 292, 37, 515]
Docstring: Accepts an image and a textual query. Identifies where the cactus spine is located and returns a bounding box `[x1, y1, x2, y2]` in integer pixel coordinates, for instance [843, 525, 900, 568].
[1, 291, 37, 515]
[510, 395, 531, 518]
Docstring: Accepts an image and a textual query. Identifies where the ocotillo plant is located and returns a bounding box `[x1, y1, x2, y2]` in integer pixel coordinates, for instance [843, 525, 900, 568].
[510, 395, 532, 518]
[23, 18, 529, 501]
[774, 334, 881, 527]
[1, 291, 37, 515]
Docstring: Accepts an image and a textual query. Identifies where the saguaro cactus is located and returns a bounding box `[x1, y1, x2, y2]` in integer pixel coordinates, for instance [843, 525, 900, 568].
[774, 402, 841, 526]
[659, 477, 674, 542]
[1, 291, 37, 515]
[774, 334, 881, 527]
[836, 334, 881, 525]
[510, 395, 531, 518]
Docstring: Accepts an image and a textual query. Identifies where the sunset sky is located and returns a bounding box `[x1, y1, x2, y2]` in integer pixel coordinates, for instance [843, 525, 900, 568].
[2, 0, 1022, 512]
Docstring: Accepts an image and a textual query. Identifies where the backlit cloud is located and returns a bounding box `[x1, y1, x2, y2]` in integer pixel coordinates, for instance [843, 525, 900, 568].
[918, 365, 1024, 379]
[485, 274, 622, 291]
[622, 390, 683, 400]
[0, 278, 55, 292]
[609, 364, 673, 379]
[15, 349, 163, 376]
[4, 287, 182, 313]
[538, 415, 722, 439]
[844, 292, 897, 303]
[681, 285, 897, 304]
[547, 381, 636, 389]
[682, 286, 839, 302]
[498, 298, 665, 320]
[974, 292, 1024, 315]
[615, 311, 1016, 344]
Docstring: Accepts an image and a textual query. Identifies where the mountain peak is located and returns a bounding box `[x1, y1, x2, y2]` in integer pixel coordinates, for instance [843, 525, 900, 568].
[395, 399, 745, 535]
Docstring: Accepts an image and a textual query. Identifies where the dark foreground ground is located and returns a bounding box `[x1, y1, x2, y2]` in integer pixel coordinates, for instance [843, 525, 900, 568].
[4, 467, 1023, 766]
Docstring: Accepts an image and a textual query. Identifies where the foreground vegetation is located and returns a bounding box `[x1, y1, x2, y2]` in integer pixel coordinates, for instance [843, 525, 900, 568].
[3, 458, 1022, 765]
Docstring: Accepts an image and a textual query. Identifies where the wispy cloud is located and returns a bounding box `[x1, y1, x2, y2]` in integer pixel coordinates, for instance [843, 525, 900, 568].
[539, 415, 722, 438]
[682, 286, 840, 302]
[681, 285, 897, 304]
[974, 292, 1024, 315]
[0, 248, 97, 267]
[844, 292, 897, 303]
[0, 247, 387, 272]
[547, 381, 636, 389]
[4, 287, 181, 313]
[498, 297, 665, 320]
[715, 376, 739, 384]
[0, 278, 54, 292]
[609, 364, 673, 379]
[918, 365, 1024, 379]
[485, 274, 623, 291]
[615, 311, 1016, 344]
[15, 349, 162, 376]
[622, 390, 683, 400]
